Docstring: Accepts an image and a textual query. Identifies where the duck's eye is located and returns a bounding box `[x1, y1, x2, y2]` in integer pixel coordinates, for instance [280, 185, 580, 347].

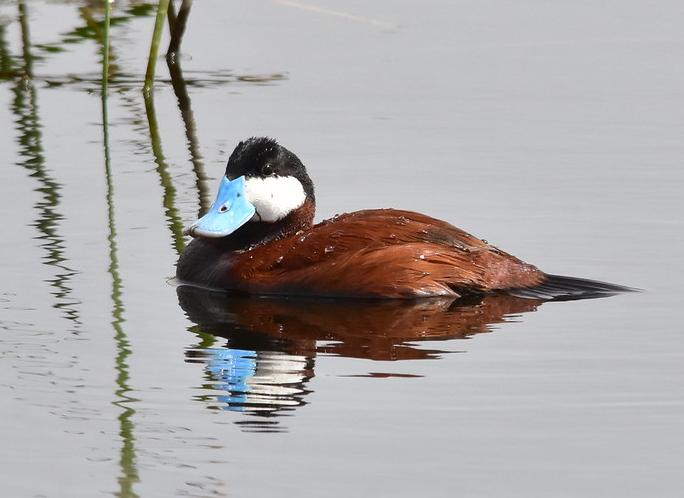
[262, 163, 274, 176]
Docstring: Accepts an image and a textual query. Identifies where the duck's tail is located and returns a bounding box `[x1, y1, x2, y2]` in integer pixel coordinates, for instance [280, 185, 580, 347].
[509, 274, 638, 301]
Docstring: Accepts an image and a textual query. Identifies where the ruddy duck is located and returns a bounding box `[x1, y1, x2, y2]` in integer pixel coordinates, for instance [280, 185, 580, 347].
[177, 137, 631, 299]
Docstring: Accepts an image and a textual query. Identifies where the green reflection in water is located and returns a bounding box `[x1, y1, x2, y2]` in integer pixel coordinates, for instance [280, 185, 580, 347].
[8, 0, 81, 326]
[144, 92, 187, 254]
[2, 2, 156, 83]
[102, 2, 139, 496]
[36, 2, 156, 58]
[0, 17, 17, 79]
[167, 25, 212, 216]
[103, 89, 140, 498]
[80, 4, 121, 80]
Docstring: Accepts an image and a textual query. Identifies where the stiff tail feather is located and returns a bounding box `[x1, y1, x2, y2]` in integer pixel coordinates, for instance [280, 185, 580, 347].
[509, 274, 638, 301]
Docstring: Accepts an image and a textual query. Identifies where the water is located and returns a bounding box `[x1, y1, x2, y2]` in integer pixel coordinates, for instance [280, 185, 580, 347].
[1, 1, 683, 496]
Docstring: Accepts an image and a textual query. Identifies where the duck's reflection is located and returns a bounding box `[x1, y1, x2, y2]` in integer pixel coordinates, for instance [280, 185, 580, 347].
[179, 286, 544, 430]
[186, 346, 313, 414]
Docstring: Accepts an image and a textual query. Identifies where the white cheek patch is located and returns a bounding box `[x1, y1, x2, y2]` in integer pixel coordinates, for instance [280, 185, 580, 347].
[244, 176, 307, 223]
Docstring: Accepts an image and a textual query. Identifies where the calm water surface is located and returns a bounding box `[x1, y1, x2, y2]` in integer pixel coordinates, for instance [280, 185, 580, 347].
[1, 1, 683, 497]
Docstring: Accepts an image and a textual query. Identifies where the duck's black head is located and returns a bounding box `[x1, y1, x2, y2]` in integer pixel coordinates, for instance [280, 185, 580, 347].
[183, 137, 316, 244]
[225, 138, 315, 223]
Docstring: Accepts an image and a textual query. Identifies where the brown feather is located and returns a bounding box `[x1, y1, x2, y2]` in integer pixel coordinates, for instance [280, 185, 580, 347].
[225, 209, 544, 298]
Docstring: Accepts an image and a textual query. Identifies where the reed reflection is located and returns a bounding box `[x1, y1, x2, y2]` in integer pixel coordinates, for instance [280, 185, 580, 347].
[144, 93, 187, 253]
[6, 0, 81, 326]
[165, 0, 212, 217]
[178, 286, 544, 431]
[102, 3, 140, 494]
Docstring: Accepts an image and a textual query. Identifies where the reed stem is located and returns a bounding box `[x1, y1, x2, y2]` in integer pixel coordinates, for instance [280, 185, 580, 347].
[143, 0, 170, 95]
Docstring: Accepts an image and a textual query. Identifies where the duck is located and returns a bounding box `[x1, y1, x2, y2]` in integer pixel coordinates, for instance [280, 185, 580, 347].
[176, 137, 631, 300]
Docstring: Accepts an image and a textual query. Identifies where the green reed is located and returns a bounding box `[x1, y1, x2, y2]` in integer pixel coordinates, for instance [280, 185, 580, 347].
[143, 0, 170, 94]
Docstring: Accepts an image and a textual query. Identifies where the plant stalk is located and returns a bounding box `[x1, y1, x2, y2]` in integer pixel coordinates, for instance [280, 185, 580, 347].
[143, 0, 170, 95]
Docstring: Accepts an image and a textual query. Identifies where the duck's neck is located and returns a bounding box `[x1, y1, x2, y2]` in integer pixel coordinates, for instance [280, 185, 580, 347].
[209, 199, 315, 251]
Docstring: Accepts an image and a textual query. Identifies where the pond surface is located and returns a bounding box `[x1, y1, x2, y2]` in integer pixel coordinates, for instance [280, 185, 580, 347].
[1, 1, 683, 497]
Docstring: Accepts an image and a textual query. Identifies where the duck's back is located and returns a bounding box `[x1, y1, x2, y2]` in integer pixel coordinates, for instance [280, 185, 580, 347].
[227, 209, 546, 298]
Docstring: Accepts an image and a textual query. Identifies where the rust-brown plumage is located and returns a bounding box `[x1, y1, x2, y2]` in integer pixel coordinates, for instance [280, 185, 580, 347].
[183, 208, 545, 298]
